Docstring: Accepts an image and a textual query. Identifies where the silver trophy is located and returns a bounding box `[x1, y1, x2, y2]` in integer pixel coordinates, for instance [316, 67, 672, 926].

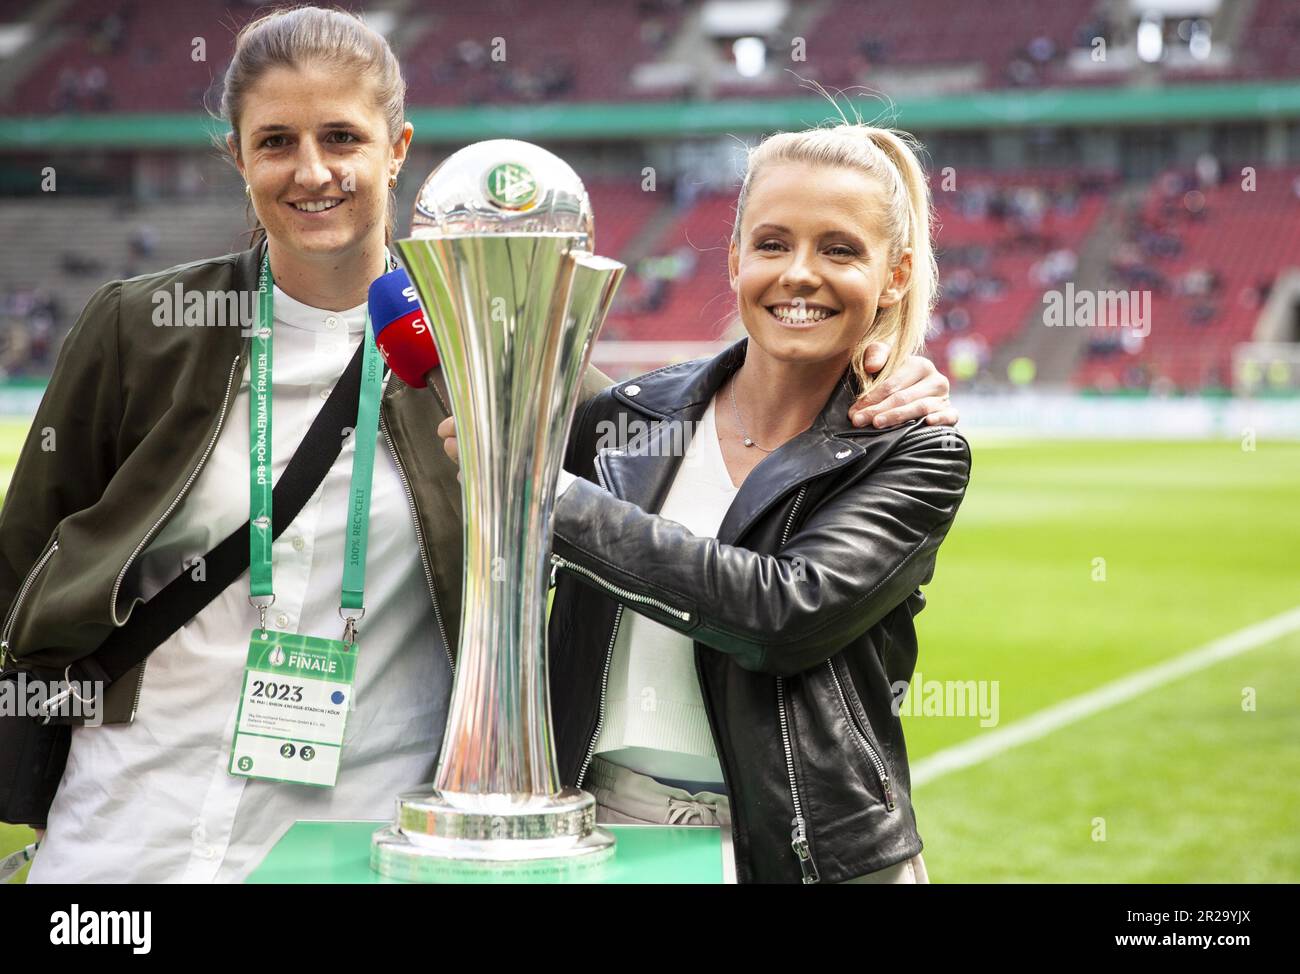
[371, 140, 624, 881]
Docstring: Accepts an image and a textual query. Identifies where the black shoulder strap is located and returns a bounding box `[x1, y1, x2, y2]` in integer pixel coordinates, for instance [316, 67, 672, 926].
[85, 338, 377, 685]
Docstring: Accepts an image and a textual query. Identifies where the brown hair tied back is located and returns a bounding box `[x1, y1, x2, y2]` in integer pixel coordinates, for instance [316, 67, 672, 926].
[210, 4, 407, 249]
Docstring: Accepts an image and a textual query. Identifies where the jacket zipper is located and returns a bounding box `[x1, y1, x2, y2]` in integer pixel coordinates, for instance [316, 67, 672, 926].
[815, 425, 946, 810]
[0, 537, 60, 669]
[827, 658, 896, 811]
[549, 554, 691, 623]
[106, 354, 242, 721]
[776, 676, 819, 883]
[781, 486, 807, 543]
[575, 604, 623, 789]
[775, 484, 818, 882]
[111, 354, 242, 627]
[380, 411, 454, 671]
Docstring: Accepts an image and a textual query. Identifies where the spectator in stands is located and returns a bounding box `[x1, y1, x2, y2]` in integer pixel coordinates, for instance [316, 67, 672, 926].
[1176, 266, 1218, 298]
[1195, 152, 1221, 188]
[1074, 17, 1110, 51]
[89, 10, 129, 57]
[455, 38, 488, 70]
[1027, 35, 1056, 64]
[82, 66, 111, 112]
[857, 36, 888, 63]
[643, 275, 670, 311]
[1031, 248, 1078, 288]
[1006, 56, 1037, 87]
[974, 274, 1007, 301]
[947, 333, 989, 379]
[537, 56, 576, 98]
[1187, 300, 1216, 326]
[1122, 362, 1149, 390]
[52, 67, 80, 113]
[0, 287, 59, 375]
[958, 183, 992, 220]
[0, 322, 32, 378]
[640, 16, 670, 52]
[1053, 180, 1081, 217]
[946, 267, 975, 301]
[129, 225, 159, 259]
[59, 251, 102, 276]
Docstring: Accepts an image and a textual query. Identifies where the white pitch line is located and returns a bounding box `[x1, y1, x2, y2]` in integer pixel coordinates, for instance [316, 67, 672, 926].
[910, 605, 1300, 788]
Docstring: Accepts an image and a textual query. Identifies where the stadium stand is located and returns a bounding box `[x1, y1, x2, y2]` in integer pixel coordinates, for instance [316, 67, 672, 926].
[798, 0, 1099, 92]
[5, 0, 1300, 115]
[1, 0, 1297, 390]
[401, 0, 686, 106]
[7, 0, 254, 115]
[1073, 164, 1300, 392]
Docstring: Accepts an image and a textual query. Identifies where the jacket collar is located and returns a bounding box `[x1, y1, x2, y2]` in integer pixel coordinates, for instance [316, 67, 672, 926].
[597, 338, 880, 544]
[233, 241, 265, 296]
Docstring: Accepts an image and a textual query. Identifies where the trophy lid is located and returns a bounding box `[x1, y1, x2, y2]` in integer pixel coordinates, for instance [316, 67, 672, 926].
[410, 139, 593, 245]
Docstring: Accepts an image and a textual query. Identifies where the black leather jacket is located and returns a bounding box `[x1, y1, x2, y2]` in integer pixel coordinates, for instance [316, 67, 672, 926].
[547, 339, 971, 884]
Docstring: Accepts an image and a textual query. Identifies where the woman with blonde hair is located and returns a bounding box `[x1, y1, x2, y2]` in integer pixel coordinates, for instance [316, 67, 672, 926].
[447, 120, 971, 883]
[0, 7, 956, 883]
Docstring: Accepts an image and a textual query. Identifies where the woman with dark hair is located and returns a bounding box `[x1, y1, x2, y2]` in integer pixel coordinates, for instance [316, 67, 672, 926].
[7, 6, 452, 883]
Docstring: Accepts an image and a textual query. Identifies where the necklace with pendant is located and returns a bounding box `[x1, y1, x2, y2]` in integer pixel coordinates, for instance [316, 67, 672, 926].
[727, 375, 774, 453]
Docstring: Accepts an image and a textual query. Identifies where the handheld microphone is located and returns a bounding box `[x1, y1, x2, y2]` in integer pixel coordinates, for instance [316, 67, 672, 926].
[368, 266, 441, 388]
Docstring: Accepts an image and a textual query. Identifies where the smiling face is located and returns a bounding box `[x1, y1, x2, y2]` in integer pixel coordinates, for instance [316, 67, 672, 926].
[227, 60, 410, 263]
[728, 161, 911, 372]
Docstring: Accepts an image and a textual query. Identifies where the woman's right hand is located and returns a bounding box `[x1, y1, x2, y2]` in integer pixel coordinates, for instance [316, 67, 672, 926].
[436, 416, 459, 465]
[436, 416, 461, 484]
[434, 416, 460, 465]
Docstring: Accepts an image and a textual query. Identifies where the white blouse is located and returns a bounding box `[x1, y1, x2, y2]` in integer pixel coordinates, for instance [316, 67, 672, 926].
[29, 280, 453, 883]
[590, 398, 737, 787]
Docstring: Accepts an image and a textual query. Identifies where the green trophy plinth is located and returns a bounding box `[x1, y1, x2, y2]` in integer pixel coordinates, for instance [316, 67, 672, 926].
[247, 821, 725, 884]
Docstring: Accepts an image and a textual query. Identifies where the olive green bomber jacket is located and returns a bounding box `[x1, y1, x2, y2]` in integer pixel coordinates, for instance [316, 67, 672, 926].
[0, 244, 610, 725]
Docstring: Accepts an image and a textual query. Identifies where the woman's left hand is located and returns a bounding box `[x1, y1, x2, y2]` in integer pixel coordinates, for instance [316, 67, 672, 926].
[850, 342, 958, 428]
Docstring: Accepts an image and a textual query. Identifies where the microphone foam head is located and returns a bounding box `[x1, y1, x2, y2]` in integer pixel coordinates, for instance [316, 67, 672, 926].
[368, 267, 440, 387]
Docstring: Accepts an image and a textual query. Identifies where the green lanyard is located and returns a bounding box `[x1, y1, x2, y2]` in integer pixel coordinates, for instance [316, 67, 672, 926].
[248, 250, 384, 642]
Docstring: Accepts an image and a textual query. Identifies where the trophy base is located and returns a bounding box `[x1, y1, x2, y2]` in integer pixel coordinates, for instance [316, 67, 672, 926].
[370, 786, 616, 883]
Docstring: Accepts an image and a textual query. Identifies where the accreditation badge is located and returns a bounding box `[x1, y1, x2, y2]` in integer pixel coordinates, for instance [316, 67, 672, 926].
[229, 629, 357, 787]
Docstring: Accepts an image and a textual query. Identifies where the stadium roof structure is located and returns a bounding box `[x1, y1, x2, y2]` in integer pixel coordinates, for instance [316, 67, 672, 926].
[2, 81, 1299, 149]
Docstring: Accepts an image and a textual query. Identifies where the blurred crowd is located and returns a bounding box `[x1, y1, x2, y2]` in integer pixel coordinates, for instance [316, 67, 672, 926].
[48, 8, 130, 112]
[930, 174, 1111, 354]
[427, 39, 578, 104]
[0, 288, 60, 379]
[1089, 153, 1281, 378]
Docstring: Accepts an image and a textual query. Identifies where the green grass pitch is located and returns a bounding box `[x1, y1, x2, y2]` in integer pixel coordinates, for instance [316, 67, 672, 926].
[2, 423, 1297, 883]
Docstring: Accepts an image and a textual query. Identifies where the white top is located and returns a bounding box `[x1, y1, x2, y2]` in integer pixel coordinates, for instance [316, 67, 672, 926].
[29, 279, 453, 884]
[590, 398, 738, 786]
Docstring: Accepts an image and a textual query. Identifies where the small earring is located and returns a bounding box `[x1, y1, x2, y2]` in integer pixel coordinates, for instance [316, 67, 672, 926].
[244, 184, 251, 196]
[388, 174, 398, 188]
